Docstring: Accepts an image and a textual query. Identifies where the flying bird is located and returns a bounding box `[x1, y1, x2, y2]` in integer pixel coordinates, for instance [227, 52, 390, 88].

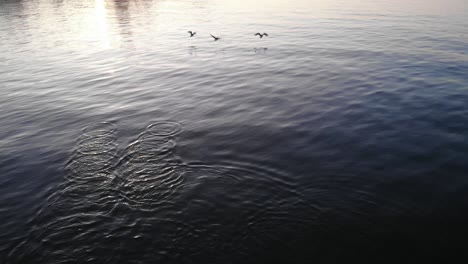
[210, 34, 221, 41]
[188, 31, 196, 37]
[255, 33, 269, 38]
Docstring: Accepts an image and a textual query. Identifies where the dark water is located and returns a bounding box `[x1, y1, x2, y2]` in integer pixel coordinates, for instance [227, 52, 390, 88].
[1, 0, 468, 263]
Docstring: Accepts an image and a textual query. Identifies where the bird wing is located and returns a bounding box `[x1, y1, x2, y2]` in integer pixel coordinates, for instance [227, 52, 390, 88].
[263, 33, 269, 36]
[255, 33, 261, 36]
[210, 34, 216, 39]
[188, 31, 192, 34]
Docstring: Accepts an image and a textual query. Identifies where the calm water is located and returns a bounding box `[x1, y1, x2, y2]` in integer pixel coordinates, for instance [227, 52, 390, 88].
[1, 0, 468, 262]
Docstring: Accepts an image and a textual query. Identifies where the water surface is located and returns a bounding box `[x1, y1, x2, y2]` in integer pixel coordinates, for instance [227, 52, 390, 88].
[1, 0, 468, 263]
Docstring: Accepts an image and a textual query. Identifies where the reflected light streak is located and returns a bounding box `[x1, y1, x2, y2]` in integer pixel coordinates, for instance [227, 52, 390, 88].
[94, 0, 110, 48]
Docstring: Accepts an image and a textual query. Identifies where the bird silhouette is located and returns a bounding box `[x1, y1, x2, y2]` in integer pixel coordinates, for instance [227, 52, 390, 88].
[255, 33, 269, 38]
[210, 34, 221, 41]
[188, 31, 196, 37]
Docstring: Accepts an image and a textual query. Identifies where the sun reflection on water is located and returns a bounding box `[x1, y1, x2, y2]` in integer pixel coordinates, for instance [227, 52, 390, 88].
[93, 0, 110, 48]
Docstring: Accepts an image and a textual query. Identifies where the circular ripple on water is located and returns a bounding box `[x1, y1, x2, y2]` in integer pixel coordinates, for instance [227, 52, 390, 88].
[65, 152, 117, 181]
[117, 166, 185, 212]
[10, 210, 119, 264]
[76, 135, 118, 155]
[124, 135, 175, 159]
[157, 163, 320, 263]
[81, 122, 117, 138]
[9, 176, 120, 264]
[144, 121, 182, 137]
[76, 122, 118, 155]
[64, 122, 120, 183]
[114, 129, 185, 213]
[7, 122, 123, 264]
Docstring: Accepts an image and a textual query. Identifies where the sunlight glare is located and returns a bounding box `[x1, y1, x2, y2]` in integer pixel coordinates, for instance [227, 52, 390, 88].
[94, 0, 110, 48]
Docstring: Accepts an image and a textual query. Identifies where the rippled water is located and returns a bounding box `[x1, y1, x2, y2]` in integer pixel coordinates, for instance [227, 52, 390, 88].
[1, 0, 468, 263]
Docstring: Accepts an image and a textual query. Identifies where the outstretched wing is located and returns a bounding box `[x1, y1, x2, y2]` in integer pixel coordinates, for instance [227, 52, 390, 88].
[255, 33, 261, 36]
[263, 33, 269, 36]
[188, 31, 193, 34]
[210, 34, 215, 39]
